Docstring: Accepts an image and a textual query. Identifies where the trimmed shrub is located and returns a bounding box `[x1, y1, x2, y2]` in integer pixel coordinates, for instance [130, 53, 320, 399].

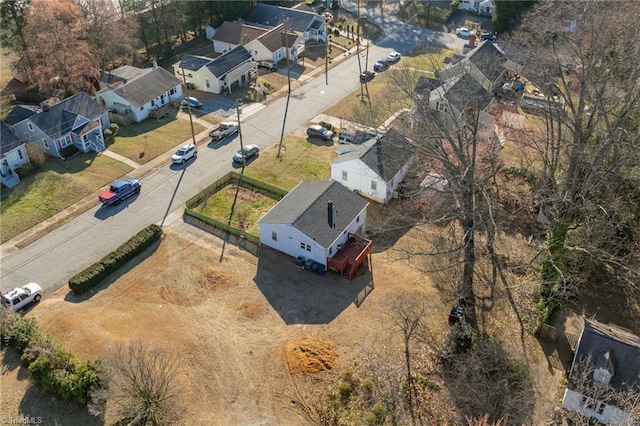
[109, 123, 119, 136]
[319, 121, 335, 131]
[103, 129, 113, 139]
[68, 224, 162, 294]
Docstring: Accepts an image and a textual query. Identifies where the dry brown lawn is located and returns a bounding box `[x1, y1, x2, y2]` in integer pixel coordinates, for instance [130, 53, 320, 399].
[0, 215, 563, 424]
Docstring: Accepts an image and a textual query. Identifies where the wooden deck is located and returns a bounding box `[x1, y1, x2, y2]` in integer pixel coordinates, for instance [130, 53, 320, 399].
[327, 233, 372, 279]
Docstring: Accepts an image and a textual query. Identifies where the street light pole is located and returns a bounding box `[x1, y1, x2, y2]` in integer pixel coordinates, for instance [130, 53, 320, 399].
[277, 19, 292, 159]
[179, 56, 197, 147]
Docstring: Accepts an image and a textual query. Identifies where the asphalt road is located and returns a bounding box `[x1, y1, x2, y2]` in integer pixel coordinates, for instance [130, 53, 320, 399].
[0, 11, 468, 296]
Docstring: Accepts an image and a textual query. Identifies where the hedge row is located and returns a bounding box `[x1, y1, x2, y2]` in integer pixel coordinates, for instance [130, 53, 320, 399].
[0, 308, 107, 406]
[68, 224, 163, 295]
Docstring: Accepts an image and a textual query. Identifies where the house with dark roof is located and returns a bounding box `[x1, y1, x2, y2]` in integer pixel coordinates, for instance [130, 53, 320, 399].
[172, 46, 257, 94]
[5, 92, 109, 160]
[95, 63, 182, 123]
[0, 121, 29, 188]
[258, 180, 370, 279]
[331, 129, 416, 204]
[439, 41, 508, 94]
[562, 319, 640, 425]
[243, 2, 326, 43]
[210, 21, 267, 54]
[250, 24, 303, 63]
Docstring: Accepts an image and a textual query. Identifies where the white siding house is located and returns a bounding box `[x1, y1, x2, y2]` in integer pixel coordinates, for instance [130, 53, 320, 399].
[96, 64, 182, 124]
[174, 46, 257, 94]
[258, 180, 369, 269]
[331, 129, 416, 204]
[561, 319, 640, 425]
[0, 122, 29, 188]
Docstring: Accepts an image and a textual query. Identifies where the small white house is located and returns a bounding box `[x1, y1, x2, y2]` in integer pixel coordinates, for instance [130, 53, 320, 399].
[244, 2, 326, 43]
[0, 122, 29, 188]
[331, 129, 416, 204]
[96, 64, 183, 123]
[457, 0, 495, 15]
[561, 319, 640, 425]
[173, 46, 257, 94]
[258, 180, 369, 271]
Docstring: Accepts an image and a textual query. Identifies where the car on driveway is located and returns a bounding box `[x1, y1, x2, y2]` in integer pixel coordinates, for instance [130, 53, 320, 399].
[386, 51, 402, 63]
[373, 59, 389, 72]
[481, 31, 497, 41]
[181, 97, 202, 108]
[171, 143, 197, 164]
[307, 125, 334, 141]
[359, 70, 375, 83]
[338, 133, 354, 144]
[233, 144, 260, 164]
[258, 60, 278, 71]
[2, 283, 42, 311]
[456, 27, 474, 38]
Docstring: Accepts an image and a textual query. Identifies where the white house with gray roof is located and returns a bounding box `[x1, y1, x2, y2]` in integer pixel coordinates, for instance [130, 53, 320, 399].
[331, 129, 416, 204]
[4, 92, 109, 160]
[0, 121, 29, 188]
[258, 180, 368, 269]
[243, 2, 326, 43]
[173, 46, 257, 94]
[562, 319, 640, 425]
[95, 64, 182, 123]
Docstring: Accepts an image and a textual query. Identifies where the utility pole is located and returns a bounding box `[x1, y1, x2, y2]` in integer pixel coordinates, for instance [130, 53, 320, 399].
[179, 56, 197, 147]
[277, 19, 292, 159]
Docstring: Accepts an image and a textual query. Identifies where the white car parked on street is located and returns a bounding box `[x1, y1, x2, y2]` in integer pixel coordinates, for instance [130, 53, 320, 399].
[171, 143, 198, 164]
[2, 283, 42, 311]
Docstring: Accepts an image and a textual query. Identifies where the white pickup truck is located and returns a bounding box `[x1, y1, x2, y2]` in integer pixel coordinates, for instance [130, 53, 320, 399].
[209, 122, 239, 141]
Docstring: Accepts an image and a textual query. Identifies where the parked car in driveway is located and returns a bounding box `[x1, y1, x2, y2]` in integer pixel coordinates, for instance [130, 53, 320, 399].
[359, 70, 375, 83]
[456, 27, 474, 38]
[2, 283, 42, 311]
[338, 133, 354, 144]
[373, 59, 389, 72]
[307, 125, 334, 141]
[386, 51, 402, 63]
[171, 143, 197, 164]
[181, 97, 202, 108]
[233, 144, 260, 163]
[481, 31, 497, 41]
[258, 60, 278, 71]
[99, 178, 141, 206]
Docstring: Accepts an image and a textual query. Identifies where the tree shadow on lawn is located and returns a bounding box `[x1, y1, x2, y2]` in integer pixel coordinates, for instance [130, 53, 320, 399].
[254, 247, 374, 325]
[64, 239, 161, 303]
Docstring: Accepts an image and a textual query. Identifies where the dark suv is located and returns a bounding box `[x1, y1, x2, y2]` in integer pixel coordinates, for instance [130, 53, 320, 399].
[307, 125, 334, 141]
[258, 61, 278, 71]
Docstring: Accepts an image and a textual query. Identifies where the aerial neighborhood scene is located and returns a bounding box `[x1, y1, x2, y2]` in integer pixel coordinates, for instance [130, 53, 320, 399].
[1, 0, 640, 424]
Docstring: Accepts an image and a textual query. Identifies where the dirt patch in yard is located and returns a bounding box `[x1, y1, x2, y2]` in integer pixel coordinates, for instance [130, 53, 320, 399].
[283, 337, 338, 374]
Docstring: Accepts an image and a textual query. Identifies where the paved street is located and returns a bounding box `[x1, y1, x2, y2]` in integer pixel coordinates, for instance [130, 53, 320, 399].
[0, 7, 467, 295]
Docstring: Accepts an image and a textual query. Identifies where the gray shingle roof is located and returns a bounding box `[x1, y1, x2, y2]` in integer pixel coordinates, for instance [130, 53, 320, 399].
[100, 65, 152, 85]
[259, 180, 368, 248]
[206, 46, 253, 78]
[446, 73, 492, 113]
[3, 105, 39, 126]
[360, 129, 415, 181]
[467, 41, 507, 83]
[0, 122, 22, 154]
[28, 92, 106, 140]
[245, 3, 320, 34]
[570, 319, 640, 391]
[256, 24, 285, 52]
[212, 21, 267, 45]
[179, 54, 215, 72]
[415, 76, 443, 96]
[113, 67, 181, 108]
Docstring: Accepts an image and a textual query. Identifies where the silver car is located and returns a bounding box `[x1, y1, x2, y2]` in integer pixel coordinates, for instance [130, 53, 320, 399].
[171, 143, 198, 164]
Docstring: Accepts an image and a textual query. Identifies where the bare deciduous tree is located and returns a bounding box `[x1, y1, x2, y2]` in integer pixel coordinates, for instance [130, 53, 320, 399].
[107, 340, 180, 426]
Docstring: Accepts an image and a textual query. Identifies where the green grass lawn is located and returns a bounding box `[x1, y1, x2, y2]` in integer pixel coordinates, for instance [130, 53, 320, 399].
[108, 116, 206, 164]
[192, 185, 279, 235]
[0, 153, 132, 243]
[244, 135, 335, 190]
[401, 45, 452, 71]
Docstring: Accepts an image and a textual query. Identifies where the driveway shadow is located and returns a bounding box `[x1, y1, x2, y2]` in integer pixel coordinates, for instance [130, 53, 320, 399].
[254, 247, 374, 324]
[169, 157, 197, 171]
[93, 194, 141, 220]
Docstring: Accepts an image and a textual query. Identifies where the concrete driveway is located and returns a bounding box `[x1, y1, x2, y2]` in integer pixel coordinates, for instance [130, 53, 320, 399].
[182, 90, 238, 118]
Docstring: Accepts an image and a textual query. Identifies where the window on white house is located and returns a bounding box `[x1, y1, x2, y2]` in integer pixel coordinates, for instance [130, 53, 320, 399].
[140, 106, 144, 111]
[151, 100, 155, 107]
[206, 79, 211, 88]
[18, 150, 23, 159]
[342, 171, 347, 180]
[61, 137, 71, 148]
[306, 244, 311, 251]
[42, 139, 49, 149]
[580, 396, 605, 415]
[371, 180, 377, 190]
[170, 88, 176, 95]
[300, 242, 305, 249]
[27, 123, 33, 131]
[271, 231, 277, 241]
[25, 132, 30, 141]
[356, 215, 359, 223]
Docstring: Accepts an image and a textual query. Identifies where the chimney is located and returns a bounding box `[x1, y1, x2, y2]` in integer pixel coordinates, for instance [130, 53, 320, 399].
[327, 200, 334, 228]
[152, 60, 158, 69]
